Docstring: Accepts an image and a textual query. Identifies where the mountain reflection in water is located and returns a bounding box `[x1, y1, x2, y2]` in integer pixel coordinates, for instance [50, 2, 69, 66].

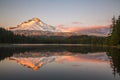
[8, 52, 109, 70]
[0, 45, 120, 80]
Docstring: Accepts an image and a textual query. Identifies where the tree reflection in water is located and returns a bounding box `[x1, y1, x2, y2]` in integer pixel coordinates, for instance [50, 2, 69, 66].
[107, 48, 120, 76]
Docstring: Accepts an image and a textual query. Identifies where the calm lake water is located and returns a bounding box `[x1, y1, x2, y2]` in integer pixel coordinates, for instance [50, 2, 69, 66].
[0, 45, 120, 80]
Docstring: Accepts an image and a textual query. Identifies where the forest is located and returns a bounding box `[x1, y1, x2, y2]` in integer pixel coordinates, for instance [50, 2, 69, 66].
[0, 27, 106, 44]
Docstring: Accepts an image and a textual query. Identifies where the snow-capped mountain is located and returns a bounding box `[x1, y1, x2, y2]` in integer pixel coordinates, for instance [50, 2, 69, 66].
[7, 18, 77, 36]
[8, 18, 59, 32]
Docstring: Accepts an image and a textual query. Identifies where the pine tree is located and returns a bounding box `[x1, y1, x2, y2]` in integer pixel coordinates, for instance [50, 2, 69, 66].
[110, 16, 120, 45]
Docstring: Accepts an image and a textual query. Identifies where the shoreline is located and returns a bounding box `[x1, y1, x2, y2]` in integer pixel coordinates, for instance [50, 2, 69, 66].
[0, 44, 119, 48]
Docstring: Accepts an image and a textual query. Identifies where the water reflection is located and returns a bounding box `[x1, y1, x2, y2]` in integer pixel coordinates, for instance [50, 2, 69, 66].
[0, 45, 107, 61]
[7, 52, 109, 70]
[107, 48, 120, 77]
[0, 45, 120, 80]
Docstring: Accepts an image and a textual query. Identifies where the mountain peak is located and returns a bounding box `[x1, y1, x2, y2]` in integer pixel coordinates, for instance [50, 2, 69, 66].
[31, 18, 41, 22]
[8, 18, 60, 32]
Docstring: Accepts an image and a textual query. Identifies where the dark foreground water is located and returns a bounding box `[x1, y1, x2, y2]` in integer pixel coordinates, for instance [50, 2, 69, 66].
[0, 45, 120, 80]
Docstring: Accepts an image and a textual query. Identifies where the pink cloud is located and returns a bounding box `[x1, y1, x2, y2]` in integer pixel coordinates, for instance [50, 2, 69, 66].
[57, 25, 110, 32]
[72, 21, 81, 24]
[56, 24, 65, 27]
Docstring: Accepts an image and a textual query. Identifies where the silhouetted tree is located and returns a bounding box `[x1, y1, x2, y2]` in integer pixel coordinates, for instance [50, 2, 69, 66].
[109, 16, 120, 45]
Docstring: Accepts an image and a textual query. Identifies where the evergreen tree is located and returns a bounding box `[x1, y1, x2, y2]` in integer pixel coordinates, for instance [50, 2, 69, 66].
[110, 16, 120, 45]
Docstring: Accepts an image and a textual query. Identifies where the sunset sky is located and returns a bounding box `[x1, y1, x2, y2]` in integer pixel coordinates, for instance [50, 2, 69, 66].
[0, 0, 120, 29]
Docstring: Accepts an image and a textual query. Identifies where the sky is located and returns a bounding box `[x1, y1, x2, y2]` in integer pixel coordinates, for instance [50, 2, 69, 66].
[0, 0, 120, 30]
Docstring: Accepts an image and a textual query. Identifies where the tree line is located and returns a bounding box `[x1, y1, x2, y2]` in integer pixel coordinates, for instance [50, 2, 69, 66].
[0, 27, 106, 44]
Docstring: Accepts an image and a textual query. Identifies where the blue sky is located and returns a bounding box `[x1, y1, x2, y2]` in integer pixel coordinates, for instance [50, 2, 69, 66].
[0, 0, 120, 28]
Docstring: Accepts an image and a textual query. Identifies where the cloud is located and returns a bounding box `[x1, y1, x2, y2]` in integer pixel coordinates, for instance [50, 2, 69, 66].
[56, 24, 65, 27]
[72, 21, 81, 24]
[57, 25, 110, 32]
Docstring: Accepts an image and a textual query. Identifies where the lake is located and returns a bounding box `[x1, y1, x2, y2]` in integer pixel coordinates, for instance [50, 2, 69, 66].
[0, 45, 120, 80]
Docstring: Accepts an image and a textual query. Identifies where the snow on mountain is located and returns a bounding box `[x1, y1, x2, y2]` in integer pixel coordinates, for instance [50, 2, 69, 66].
[8, 18, 59, 32]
